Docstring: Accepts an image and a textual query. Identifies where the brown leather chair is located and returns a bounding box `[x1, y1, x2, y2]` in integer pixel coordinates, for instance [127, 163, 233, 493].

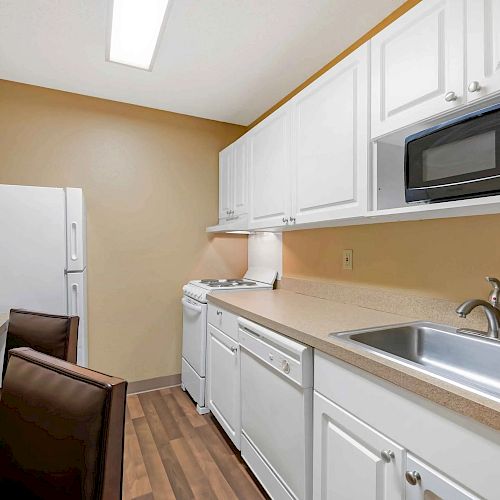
[2, 309, 79, 378]
[0, 348, 127, 499]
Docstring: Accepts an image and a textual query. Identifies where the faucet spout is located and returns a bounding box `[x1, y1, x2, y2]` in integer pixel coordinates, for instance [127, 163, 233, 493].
[456, 299, 500, 339]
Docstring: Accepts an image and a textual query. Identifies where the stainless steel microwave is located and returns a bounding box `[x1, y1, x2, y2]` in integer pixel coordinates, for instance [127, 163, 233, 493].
[405, 103, 500, 203]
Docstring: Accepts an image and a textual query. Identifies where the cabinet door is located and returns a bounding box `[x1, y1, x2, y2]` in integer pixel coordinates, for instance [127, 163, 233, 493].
[218, 146, 233, 220]
[233, 137, 248, 217]
[405, 454, 481, 500]
[371, 0, 465, 138]
[467, 0, 500, 102]
[206, 325, 240, 449]
[291, 43, 369, 224]
[313, 391, 404, 500]
[248, 107, 291, 229]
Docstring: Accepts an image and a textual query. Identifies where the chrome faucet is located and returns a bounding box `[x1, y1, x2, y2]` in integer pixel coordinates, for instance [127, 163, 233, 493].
[456, 277, 500, 339]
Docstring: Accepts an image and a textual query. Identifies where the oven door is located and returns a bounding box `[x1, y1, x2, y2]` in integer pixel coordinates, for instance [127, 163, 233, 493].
[181, 296, 207, 376]
[405, 105, 500, 203]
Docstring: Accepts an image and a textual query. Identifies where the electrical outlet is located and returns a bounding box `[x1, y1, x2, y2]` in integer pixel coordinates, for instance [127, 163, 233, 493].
[342, 249, 353, 270]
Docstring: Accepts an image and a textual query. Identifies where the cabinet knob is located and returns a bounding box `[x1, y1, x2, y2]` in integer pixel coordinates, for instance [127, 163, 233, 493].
[282, 217, 289, 224]
[216, 310, 222, 316]
[405, 470, 421, 486]
[230, 346, 238, 353]
[468, 81, 481, 93]
[444, 91, 457, 102]
[281, 359, 290, 374]
[289, 216, 296, 224]
[380, 450, 395, 462]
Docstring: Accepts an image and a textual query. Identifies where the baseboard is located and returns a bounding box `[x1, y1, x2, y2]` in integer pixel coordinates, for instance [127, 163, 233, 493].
[127, 373, 181, 395]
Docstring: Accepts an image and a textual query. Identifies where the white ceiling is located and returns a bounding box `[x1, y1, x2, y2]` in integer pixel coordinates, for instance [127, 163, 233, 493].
[0, 0, 406, 125]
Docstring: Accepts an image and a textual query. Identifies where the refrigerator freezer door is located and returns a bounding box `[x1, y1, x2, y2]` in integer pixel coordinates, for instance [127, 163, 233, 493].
[65, 187, 87, 272]
[0, 184, 67, 314]
[67, 269, 88, 367]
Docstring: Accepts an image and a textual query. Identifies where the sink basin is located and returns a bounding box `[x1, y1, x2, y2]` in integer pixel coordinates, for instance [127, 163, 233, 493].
[334, 322, 500, 399]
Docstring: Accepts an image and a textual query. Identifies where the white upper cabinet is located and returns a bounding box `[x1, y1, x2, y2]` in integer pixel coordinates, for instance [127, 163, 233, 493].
[218, 137, 249, 223]
[466, 0, 500, 102]
[232, 137, 248, 217]
[218, 145, 233, 220]
[371, 0, 465, 138]
[248, 107, 292, 229]
[291, 43, 369, 224]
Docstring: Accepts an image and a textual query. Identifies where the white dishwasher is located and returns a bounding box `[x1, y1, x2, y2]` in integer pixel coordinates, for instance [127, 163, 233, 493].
[238, 317, 313, 500]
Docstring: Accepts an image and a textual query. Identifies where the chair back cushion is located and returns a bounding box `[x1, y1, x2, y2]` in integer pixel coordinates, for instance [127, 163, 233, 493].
[0, 348, 127, 499]
[4, 309, 79, 378]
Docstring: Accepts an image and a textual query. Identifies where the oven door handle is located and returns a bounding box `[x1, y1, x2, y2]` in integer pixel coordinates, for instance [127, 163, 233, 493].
[182, 297, 203, 314]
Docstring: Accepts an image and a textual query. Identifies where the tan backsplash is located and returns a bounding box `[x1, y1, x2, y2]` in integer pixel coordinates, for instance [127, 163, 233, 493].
[0, 80, 247, 382]
[279, 276, 488, 332]
[283, 216, 500, 302]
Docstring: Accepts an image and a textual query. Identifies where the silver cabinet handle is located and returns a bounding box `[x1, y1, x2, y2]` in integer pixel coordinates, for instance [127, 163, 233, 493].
[282, 217, 289, 224]
[405, 471, 421, 486]
[289, 216, 296, 224]
[281, 359, 290, 374]
[216, 310, 222, 316]
[468, 81, 481, 93]
[230, 346, 238, 353]
[444, 91, 457, 102]
[381, 450, 395, 462]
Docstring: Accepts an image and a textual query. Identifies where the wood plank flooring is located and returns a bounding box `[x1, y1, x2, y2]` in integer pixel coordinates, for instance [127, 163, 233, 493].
[123, 386, 269, 500]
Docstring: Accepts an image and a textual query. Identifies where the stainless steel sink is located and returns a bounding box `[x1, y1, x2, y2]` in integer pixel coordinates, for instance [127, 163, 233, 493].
[334, 322, 500, 399]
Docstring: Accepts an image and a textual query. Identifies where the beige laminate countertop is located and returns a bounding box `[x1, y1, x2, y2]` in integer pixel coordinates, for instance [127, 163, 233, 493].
[208, 289, 500, 430]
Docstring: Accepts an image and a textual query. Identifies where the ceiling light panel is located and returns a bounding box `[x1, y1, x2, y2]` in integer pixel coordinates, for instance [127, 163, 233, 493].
[108, 0, 170, 71]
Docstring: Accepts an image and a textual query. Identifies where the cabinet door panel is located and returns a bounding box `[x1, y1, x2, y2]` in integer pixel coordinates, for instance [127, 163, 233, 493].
[405, 454, 481, 500]
[249, 108, 291, 229]
[371, 0, 465, 137]
[206, 325, 240, 448]
[218, 146, 233, 220]
[233, 138, 248, 216]
[467, 0, 500, 102]
[313, 391, 404, 500]
[292, 43, 368, 223]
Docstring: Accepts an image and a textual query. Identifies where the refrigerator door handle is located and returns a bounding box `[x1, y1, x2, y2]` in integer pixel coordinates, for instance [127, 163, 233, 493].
[70, 221, 78, 262]
[70, 283, 79, 316]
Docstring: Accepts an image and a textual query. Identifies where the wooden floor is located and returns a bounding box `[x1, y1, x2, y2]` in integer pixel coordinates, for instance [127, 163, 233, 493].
[123, 386, 268, 500]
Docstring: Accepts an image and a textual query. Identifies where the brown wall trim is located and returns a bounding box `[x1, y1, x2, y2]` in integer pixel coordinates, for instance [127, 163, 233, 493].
[127, 373, 181, 395]
[247, 0, 422, 130]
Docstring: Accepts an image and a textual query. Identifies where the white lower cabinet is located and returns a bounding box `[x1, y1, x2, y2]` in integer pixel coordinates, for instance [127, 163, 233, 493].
[313, 351, 496, 500]
[206, 324, 240, 448]
[313, 391, 404, 500]
[405, 454, 481, 500]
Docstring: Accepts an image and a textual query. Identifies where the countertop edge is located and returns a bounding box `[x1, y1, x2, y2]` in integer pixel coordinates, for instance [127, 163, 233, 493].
[207, 294, 500, 431]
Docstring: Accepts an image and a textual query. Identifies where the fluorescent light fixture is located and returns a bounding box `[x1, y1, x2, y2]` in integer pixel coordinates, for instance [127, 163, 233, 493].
[107, 0, 170, 71]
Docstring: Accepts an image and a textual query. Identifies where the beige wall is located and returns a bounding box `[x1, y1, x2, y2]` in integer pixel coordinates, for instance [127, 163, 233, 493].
[0, 80, 247, 382]
[283, 215, 500, 301]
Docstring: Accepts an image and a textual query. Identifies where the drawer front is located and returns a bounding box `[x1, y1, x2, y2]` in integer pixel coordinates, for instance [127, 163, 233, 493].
[207, 304, 239, 340]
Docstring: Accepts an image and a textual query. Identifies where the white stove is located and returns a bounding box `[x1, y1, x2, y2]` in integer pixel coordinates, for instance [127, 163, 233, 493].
[183, 267, 277, 303]
[181, 267, 277, 414]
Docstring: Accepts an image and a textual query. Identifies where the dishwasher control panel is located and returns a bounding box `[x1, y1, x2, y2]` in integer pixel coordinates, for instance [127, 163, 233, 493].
[238, 317, 313, 388]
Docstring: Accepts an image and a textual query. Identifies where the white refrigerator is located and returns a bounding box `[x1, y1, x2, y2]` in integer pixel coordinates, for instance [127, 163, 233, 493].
[0, 184, 88, 373]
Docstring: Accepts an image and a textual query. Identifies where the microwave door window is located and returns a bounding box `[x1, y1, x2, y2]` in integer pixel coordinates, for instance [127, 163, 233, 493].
[422, 130, 497, 182]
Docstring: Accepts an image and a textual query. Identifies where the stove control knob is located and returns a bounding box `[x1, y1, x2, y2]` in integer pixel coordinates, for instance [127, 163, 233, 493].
[281, 360, 290, 374]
